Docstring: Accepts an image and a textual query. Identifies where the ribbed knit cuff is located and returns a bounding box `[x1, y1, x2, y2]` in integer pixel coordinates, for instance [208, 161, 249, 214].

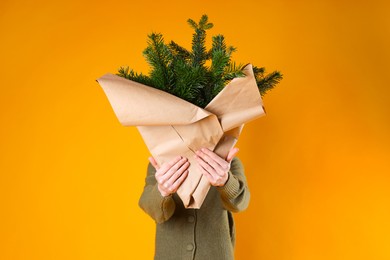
[216, 171, 240, 199]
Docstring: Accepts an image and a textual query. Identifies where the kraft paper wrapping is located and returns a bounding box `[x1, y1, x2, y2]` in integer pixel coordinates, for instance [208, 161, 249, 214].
[96, 64, 265, 208]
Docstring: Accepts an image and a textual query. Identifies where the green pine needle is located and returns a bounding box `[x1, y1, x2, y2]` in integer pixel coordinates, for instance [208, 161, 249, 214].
[117, 14, 283, 108]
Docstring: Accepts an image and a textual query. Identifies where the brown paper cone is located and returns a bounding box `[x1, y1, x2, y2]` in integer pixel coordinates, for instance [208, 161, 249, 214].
[96, 64, 265, 208]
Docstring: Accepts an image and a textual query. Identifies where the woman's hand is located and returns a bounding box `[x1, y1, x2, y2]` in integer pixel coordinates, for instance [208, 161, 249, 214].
[194, 147, 239, 187]
[149, 156, 190, 197]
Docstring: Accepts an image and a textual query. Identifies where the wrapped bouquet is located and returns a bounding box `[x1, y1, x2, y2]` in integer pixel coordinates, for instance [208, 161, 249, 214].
[96, 15, 283, 208]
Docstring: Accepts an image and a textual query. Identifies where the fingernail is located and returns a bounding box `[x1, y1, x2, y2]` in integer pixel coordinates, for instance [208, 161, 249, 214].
[201, 148, 206, 152]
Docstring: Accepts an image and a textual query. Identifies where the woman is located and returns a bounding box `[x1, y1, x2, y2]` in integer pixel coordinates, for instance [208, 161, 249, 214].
[138, 147, 250, 260]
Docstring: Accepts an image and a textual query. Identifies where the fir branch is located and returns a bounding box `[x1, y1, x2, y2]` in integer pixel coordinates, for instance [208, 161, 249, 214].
[189, 15, 213, 67]
[256, 70, 283, 96]
[252, 66, 266, 78]
[211, 35, 227, 53]
[187, 18, 198, 30]
[168, 41, 191, 61]
[171, 59, 205, 104]
[191, 28, 208, 67]
[226, 46, 237, 55]
[116, 14, 283, 108]
[116, 66, 154, 87]
[199, 14, 213, 30]
[223, 62, 246, 81]
[143, 32, 174, 91]
[211, 50, 230, 77]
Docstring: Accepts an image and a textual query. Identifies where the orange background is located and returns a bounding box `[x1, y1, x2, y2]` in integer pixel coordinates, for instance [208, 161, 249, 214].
[1, 0, 390, 259]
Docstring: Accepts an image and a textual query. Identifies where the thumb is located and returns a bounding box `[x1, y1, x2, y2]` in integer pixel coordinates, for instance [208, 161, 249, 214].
[226, 147, 239, 163]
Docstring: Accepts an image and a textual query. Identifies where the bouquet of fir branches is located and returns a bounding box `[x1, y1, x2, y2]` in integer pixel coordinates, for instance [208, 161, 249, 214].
[96, 15, 283, 208]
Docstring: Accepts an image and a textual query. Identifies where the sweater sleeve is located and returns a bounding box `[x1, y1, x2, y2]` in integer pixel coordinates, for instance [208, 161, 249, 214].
[216, 157, 250, 212]
[138, 162, 176, 224]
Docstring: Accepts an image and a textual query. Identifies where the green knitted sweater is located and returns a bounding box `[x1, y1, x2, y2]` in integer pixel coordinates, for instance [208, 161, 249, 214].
[138, 157, 250, 260]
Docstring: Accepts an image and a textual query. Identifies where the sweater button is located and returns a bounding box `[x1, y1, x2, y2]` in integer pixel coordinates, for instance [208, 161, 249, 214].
[186, 244, 194, 251]
[187, 216, 195, 223]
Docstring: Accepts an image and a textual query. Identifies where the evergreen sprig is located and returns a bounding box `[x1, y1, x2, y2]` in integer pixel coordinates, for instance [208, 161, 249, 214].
[116, 14, 283, 108]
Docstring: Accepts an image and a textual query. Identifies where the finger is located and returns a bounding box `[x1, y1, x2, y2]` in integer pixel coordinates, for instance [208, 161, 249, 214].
[155, 156, 182, 184]
[170, 170, 189, 193]
[199, 163, 227, 187]
[195, 150, 226, 176]
[159, 157, 188, 184]
[167, 161, 190, 185]
[195, 154, 218, 176]
[226, 147, 239, 163]
[149, 156, 160, 170]
[157, 155, 182, 177]
[199, 148, 227, 168]
[197, 163, 215, 184]
[195, 150, 220, 173]
[166, 157, 188, 177]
